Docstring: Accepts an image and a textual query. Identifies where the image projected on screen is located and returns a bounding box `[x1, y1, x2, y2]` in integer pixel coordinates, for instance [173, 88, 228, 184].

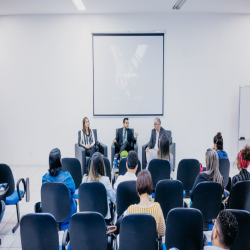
[93, 33, 164, 116]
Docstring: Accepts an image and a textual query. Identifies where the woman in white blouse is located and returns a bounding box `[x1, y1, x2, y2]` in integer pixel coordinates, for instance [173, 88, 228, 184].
[79, 117, 96, 157]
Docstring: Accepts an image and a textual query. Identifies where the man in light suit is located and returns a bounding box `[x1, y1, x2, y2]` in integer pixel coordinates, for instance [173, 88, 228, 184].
[146, 117, 167, 162]
[113, 118, 138, 158]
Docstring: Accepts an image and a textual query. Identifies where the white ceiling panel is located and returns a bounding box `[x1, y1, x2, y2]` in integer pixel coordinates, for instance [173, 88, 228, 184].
[0, 0, 250, 15]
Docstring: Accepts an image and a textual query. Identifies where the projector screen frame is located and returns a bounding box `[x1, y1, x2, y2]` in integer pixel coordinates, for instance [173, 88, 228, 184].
[92, 32, 165, 117]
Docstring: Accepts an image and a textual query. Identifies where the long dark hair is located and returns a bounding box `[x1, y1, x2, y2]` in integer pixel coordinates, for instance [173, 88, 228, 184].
[214, 132, 223, 150]
[89, 152, 106, 181]
[157, 134, 170, 160]
[82, 117, 90, 134]
[48, 148, 62, 177]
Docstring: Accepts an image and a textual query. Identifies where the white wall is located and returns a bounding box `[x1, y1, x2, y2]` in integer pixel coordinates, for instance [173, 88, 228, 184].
[1, 13, 250, 166]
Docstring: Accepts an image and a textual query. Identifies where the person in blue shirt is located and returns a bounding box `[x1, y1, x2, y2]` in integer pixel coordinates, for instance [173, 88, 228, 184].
[213, 132, 228, 159]
[42, 148, 76, 226]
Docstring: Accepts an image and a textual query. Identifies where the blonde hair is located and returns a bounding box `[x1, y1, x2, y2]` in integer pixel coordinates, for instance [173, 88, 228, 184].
[205, 148, 224, 187]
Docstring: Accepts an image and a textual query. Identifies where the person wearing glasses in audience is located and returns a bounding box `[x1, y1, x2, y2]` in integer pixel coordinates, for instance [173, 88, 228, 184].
[113, 118, 138, 159]
[213, 132, 228, 159]
[79, 117, 96, 158]
[82, 152, 116, 220]
[42, 148, 76, 226]
[204, 210, 239, 250]
[108, 170, 165, 236]
[146, 117, 168, 163]
[190, 149, 224, 202]
[147, 133, 173, 173]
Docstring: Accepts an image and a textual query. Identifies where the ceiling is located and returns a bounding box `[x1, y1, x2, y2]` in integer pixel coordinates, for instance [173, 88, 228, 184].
[0, 0, 250, 16]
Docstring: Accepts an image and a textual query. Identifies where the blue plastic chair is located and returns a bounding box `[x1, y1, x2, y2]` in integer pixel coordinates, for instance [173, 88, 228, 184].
[0, 164, 30, 233]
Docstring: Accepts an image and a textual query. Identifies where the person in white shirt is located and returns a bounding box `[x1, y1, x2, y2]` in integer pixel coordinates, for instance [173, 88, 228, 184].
[146, 117, 168, 162]
[114, 151, 138, 195]
[204, 210, 239, 250]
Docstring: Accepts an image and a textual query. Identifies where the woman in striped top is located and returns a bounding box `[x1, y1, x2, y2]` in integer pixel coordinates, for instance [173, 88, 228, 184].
[110, 170, 165, 236]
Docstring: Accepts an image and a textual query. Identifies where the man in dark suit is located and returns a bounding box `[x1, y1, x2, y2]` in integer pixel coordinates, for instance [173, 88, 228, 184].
[113, 118, 138, 157]
[146, 117, 168, 162]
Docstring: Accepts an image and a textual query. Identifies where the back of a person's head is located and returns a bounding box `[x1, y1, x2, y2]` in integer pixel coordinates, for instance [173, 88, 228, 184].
[205, 148, 223, 186]
[136, 170, 153, 195]
[127, 151, 138, 169]
[238, 145, 250, 170]
[49, 148, 62, 177]
[158, 134, 170, 159]
[214, 132, 223, 150]
[89, 152, 106, 180]
[216, 210, 239, 248]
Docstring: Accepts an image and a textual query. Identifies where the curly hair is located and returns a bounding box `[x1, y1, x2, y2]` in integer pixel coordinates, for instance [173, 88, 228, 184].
[216, 210, 239, 248]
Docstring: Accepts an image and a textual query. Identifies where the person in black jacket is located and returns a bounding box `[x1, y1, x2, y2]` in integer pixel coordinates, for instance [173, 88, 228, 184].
[113, 118, 138, 157]
[146, 117, 170, 162]
[190, 148, 224, 201]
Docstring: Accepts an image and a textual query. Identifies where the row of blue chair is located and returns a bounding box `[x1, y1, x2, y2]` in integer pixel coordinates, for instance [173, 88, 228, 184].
[0, 164, 30, 234]
[20, 208, 250, 250]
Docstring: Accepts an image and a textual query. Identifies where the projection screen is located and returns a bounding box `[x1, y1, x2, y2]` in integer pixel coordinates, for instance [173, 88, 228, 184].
[93, 33, 164, 116]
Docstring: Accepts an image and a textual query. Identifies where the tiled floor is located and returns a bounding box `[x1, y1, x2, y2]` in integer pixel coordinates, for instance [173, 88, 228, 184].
[0, 163, 239, 249]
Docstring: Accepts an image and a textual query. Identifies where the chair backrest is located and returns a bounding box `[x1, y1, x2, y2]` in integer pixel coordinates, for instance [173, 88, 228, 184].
[165, 208, 203, 250]
[165, 130, 172, 144]
[119, 157, 141, 176]
[229, 181, 250, 212]
[0, 164, 15, 197]
[148, 159, 170, 190]
[177, 159, 200, 191]
[116, 181, 140, 217]
[69, 212, 107, 250]
[219, 158, 230, 187]
[103, 157, 111, 182]
[20, 213, 59, 250]
[155, 180, 183, 220]
[120, 214, 157, 250]
[78, 182, 107, 218]
[41, 182, 71, 222]
[78, 129, 98, 145]
[192, 181, 222, 221]
[62, 158, 82, 189]
[228, 209, 250, 250]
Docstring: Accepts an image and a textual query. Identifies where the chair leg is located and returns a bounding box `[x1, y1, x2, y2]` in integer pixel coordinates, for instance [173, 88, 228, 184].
[12, 203, 20, 233]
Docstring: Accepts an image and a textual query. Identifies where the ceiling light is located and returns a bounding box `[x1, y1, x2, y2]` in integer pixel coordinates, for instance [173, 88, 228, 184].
[173, 0, 187, 10]
[72, 0, 86, 11]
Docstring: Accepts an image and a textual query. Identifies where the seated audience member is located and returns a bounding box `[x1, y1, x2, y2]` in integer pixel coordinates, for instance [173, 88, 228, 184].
[213, 132, 228, 159]
[83, 152, 116, 220]
[114, 151, 138, 195]
[42, 148, 76, 225]
[79, 117, 96, 158]
[232, 145, 250, 185]
[224, 145, 250, 205]
[110, 170, 165, 236]
[146, 117, 168, 162]
[204, 210, 239, 250]
[113, 118, 138, 159]
[147, 133, 173, 172]
[190, 149, 224, 201]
